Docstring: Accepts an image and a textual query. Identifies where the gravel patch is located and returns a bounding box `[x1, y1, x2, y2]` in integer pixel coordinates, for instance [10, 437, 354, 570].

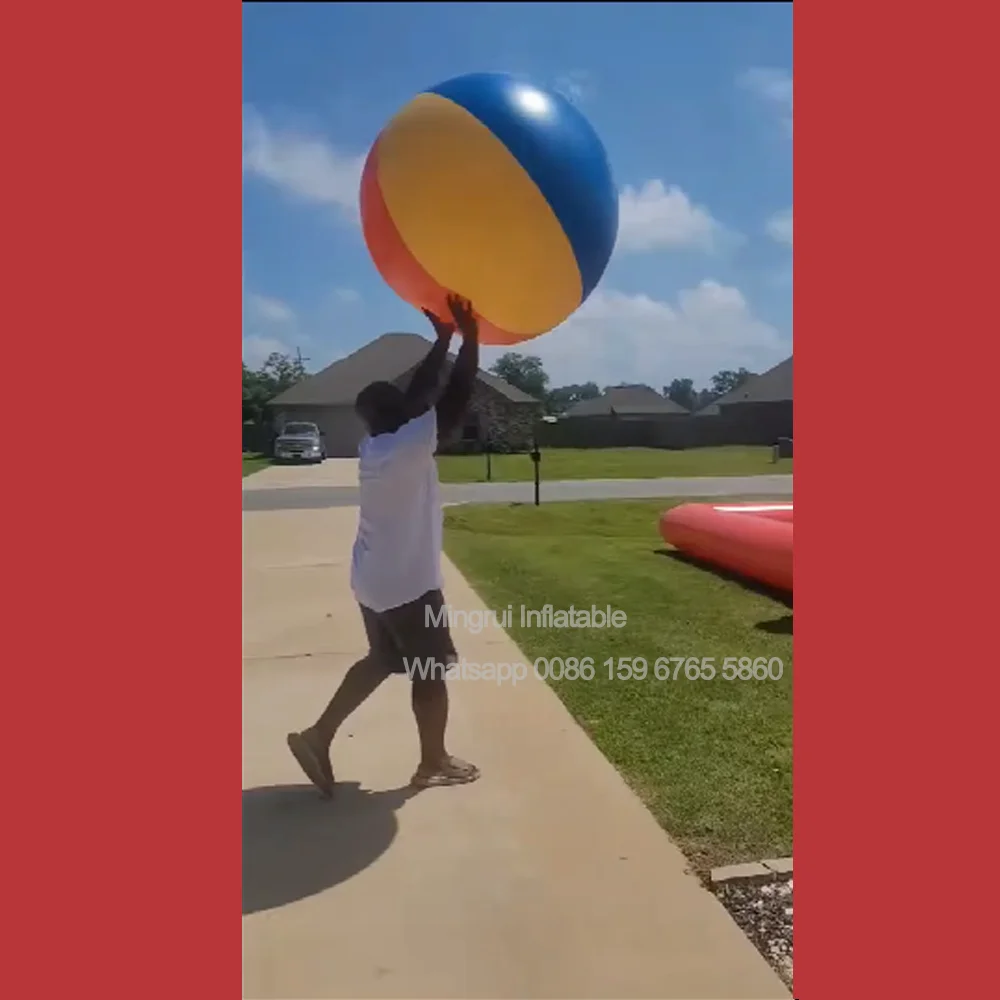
[714, 875, 793, 987]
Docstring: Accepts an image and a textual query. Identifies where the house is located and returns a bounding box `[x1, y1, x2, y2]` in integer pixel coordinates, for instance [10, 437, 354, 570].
[695, 356, 792, 442]
[541, 385, 690, 448]
[562, 384, 690, 420]
[695, 356, 793, 415]
[268, 332, 543, 457]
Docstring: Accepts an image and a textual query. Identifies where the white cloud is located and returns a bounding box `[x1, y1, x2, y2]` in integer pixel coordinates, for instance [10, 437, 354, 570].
[242, 105, 364, 218]
[242, 286, 367, 368]
[245, 293, 296, 323]
[617, 181, 733, 254]
[765, 207, 793, 246]
[738, 68, 793, 135]
[243, 291, 298, 365]
[482, 281, 787, 389]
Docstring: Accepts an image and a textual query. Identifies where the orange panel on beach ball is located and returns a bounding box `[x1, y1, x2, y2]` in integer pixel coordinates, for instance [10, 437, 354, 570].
[360, 141, 529, 346]
[359, 142, 446, 317]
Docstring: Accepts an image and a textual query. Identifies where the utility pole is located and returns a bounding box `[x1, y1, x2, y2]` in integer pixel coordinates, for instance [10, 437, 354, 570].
[295, 346, 311, 372]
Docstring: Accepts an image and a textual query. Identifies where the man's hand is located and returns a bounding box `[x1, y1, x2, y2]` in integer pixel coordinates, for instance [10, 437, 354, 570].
[446, 294, 478, 340]
[422, 308, 455, 342]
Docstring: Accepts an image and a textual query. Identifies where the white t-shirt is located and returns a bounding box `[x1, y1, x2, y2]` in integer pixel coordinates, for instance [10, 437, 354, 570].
[350, 408, 443, 612]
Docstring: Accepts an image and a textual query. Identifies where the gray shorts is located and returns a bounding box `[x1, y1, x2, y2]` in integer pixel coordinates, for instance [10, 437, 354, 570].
[359, 589, 458, 677]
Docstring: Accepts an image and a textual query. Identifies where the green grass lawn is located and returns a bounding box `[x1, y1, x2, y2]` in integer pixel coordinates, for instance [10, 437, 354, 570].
[436, 445, 791, 484]
[443, 499, 792, 872]
[242, 453, 272, 477]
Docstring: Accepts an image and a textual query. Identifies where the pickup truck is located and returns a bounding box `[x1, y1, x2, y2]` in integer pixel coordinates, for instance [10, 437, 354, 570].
[273, 421, 326, 463]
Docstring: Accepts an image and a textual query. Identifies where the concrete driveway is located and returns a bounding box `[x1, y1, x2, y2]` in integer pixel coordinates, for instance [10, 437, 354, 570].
[242, 505, 789, 999]
[244, 458, 360, 491]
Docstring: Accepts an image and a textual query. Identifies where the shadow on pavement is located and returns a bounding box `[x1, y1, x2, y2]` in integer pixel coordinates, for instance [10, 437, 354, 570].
[242, 781, 416, 915]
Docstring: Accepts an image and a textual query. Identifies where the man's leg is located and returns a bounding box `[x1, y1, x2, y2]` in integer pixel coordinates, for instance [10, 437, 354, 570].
[288, 655, 390, 797]
[400, 591, 480, 788]
[410, 672, 479, 787]
[287, 606, 394, 797]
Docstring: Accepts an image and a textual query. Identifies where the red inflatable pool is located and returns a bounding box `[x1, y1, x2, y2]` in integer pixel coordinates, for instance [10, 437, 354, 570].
[659, 501, 793, 593]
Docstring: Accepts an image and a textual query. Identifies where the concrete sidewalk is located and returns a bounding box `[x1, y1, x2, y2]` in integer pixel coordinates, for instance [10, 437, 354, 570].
[242, 506, 789, 999]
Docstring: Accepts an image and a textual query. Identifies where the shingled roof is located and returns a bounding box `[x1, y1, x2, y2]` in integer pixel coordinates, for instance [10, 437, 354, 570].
[268, 332, 540, 407]
[695, 356, 793, 416]
[563, 384, 689, 418]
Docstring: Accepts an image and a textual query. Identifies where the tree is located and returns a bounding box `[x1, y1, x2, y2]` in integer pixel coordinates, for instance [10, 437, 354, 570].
[710, 367, 754, 396]
[694, 387, 716, 410]
[258, 352, 307, 395]
[242, 352, 309, 425]
[545, 381, 600, 415]
[242, 363, 271, 425]
[663, 378, 696, 410]
[489, 352, 550, 401]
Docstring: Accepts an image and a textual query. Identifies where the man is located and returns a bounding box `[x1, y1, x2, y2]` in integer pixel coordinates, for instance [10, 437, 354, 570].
[287, 294, 481, 796]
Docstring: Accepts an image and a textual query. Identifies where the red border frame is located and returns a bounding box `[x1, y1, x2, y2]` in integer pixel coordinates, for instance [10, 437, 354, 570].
[797, 1, 998, 997]
[5, 1, 997, 997]
[4, 1, 239, 996]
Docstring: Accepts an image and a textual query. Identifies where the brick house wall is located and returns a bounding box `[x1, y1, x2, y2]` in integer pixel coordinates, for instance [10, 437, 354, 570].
[394, 364, 542, 453]
[456, 380, 542, 452]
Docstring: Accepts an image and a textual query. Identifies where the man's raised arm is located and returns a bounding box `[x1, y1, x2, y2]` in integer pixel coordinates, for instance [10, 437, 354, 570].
[401, 307, 456, 419]
[436, 296, 480, 439]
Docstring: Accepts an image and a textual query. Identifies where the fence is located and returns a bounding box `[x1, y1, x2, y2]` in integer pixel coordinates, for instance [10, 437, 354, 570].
[536, 402, 793, 450]
[244, 403, 793, 456]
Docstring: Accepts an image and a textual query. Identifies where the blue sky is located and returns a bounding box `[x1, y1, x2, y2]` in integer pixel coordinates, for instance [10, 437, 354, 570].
[242, 1, 792, 390]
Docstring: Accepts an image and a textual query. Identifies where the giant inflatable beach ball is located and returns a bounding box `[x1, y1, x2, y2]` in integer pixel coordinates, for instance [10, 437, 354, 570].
[360, 72, 618, 346]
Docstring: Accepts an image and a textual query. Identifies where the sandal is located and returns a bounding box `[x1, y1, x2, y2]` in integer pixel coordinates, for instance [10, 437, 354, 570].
[411, 757, 481, 788]
[287, 732, 335, 797]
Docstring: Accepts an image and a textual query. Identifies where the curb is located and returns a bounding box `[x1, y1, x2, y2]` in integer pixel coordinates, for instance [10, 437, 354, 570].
[710, 857, 793, 886]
